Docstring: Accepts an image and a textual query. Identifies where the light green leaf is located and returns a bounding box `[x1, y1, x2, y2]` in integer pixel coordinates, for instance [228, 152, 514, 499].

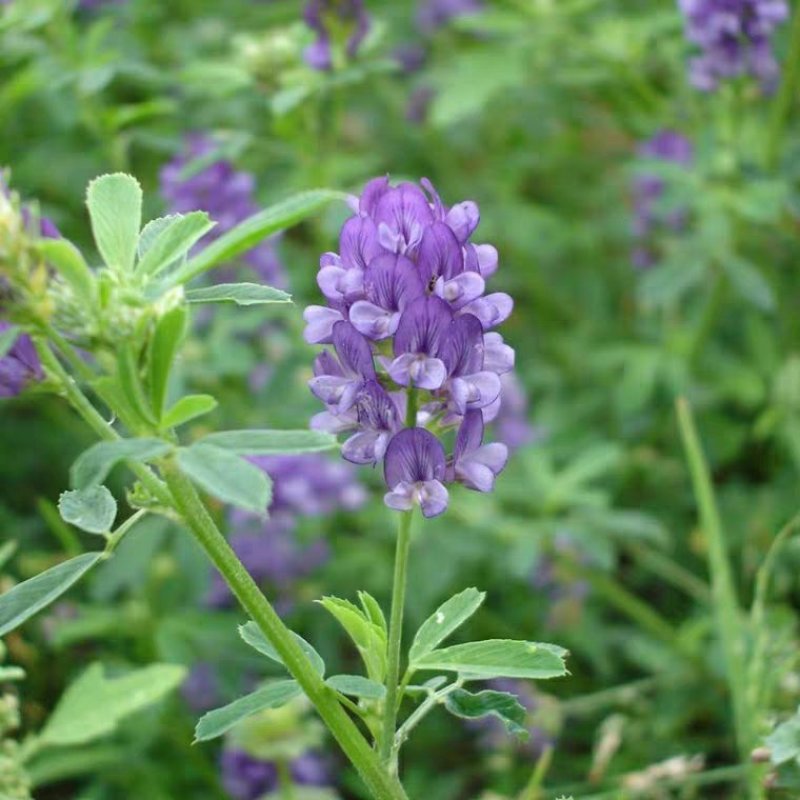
[194, 681, 302, 742]
[325, 675, 386, 700]
[0, 324, 19, 359]
[0, 666, 25, 682]
[41, 662, 186, 746]
[357, 591, 387, 635]
[136, 212, 214, 277]
[161, 395, 218, 429]
[86, 173, 142, 273]
[413, 639, 568, 680]
[317, 596, 387, 683]
[0, 540, 16, 570]
[58, 486, 117, 534]
[177, 443, 272, 514]
[185, 283, 291, 306]
[409, 587, 486, 662]
[238, 621, 325, 677]
[71, 438, 172, 489]
[722, 256, 775, 313]
[39, 239, 95, 301]
[199, 429, 337, 456]
[765, 707, 800, 765]
[0, 553, 104, 637]
[444, 688, 528, 738]
[148, 306, 188, 417]
[170, 190, 345, 285]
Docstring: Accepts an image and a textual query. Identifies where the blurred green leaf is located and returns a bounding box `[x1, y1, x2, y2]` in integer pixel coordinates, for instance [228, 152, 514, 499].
[239, 621, 325, 677]
[185, 282, 292, 306]
[71, 438, 171, 489]
[199, 429, 337, 456]
[161, 394, 218, 430]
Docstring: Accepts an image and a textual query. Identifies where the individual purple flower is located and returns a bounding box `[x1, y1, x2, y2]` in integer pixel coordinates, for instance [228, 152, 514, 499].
[384, 428, 449, 518]
[631, 130, 694, 269]
[306, 177, 514, 516]
[221, 749, 331, 800]
[417, 0, 484, 33]
[160, 134, 285, 287]
[0, 322, 43, 398]
[303, 0, 371, 71]
[678, 0, 789, 92]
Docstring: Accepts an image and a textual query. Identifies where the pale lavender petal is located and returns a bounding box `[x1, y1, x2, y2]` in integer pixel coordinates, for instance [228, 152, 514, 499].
[339, 215, 381, 271]
[387, 353, 447, 390]
[349, 300, 400, 340]
[471, 243, 498, 277]
[436, 271, 485, 310]
[445, 200, 480, 243]
[342, 430, 390, 465]
[359, 176, 390, 215]
[310, 408, 358, 433]
[483, 332, 515, 374]
[418, 479, 449, 517]
[460, 292, 513, 330]
[304, 306, 344, 343]
[384, 481, 416, 512]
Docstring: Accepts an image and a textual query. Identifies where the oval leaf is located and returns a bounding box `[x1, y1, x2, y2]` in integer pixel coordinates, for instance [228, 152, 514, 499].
[326, 675, 386, 700]
[200, 429, 337, 456]
[58, 486, 117, 534]
[444, 688, 528, 738]
[412, 639, 568, 680]
[409, 587, 486, 662]
[239, 621, 325, 677]
[86, 173, 142, 273]
[177, 443, 272, 514]
[0, 552, 103, 637]
[185, 283, 291, 306]
[136, 211, 214, 277]
[161, 394, 218, 430]
[194, 680, 302, 742]
[71, 438, 172, 489]
[41, 662, 186, 746]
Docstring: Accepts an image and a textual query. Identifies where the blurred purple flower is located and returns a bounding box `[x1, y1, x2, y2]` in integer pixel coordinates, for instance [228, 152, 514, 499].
[306, 176, 513, 517]
[303, 0, 371, 71]
[678, 0, 789, 92]
[490, 372, 539, 451]
[417, 0, 483, 33]
[0, 322, 43, 398]
[221, 749, 331, 800]
[631, 130, 693, 269]
[182, 663, 221, 713]
[160, 134, 285, 287]
[207, 455, 365, 607]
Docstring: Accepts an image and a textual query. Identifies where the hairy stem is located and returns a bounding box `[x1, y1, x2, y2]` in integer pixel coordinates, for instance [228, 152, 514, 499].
[380, 510, 413, 770]
[160, 459, 408, 800]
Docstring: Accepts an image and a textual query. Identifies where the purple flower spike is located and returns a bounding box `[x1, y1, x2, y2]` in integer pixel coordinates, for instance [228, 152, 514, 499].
[384, 428, 449, 517]
[678, 0, 789, 92]
[305, 175, 518, 516]
[0, 322, 43, 397]
[303, 0, 371, 72]
[451, 411, 508, 492]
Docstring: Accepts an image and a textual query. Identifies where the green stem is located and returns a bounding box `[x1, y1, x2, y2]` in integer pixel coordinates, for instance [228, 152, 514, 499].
[676, 399, 752, 765]
[276, 759, 297, 800]
[688, 270, 726, 368]
[380, 510, 414, 770]
[160, 460, 408, 800]
[518, 745, 553, 800]
[393, 679, 462, 756]
[766, 0, 800, 170]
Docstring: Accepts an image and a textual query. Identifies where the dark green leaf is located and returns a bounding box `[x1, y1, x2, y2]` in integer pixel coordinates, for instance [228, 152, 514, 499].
[409, 588, 486, 662]
[161, 394, 218, 429]
[194, 681, 302, 742]
[444, 688, 528, 737]
[177, 443, 271, 514]
[325, 675, 385, 700]
[71, 438, 172, 489]
[58, 486, 117, 534]
[170, 190, 345, 285]
[85, 174, 142, 272]
[413, 640, 568, 680]
[238, 621, 325, 677]
[0, 553, 103, 637]
[199, 429, 337, 456]
[185, 283, 291, 306]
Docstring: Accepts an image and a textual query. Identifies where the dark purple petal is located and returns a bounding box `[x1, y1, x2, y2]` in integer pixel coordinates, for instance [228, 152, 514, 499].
[340, 215, 382, 271]
[418, 222, 464, 283]
[441, 312, 483, 377]
[394, 295, 453, 357]
[374, 183, 435, 254]
[359, 176, 390, 215]
[363, 253, 424, 312]
[384, 427, 446, 487]
[332, 321, 376, 379]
